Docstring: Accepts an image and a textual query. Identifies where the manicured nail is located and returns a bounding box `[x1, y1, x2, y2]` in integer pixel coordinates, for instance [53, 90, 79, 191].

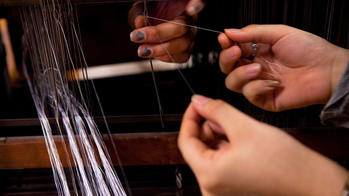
[208, 121, 225, 135]
[131, 31, 145, 42]
[187, 3, 202, 15]
[140, 48, 152, 57]
[247, 64, 262, 77]
[191, 95, 211, 105]
[265, 80, 280, 87]
[224, 29, 243, 34]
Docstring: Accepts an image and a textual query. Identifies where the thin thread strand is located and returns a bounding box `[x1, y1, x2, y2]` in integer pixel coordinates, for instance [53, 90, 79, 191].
[147, 16, 223, 34]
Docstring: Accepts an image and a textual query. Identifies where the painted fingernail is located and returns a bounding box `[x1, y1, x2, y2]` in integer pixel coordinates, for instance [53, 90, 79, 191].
[208, 121, 225, 135]
[131, 31, 145, 42]
[187, 3, 202, 15]
[140, 48, 152, 57]
[247, 64, 262, 77]
[224, 29, 243, 34]
[136, 31, 145, 41]
[191, 95, 211, 105]
[265, 80, 281, 87]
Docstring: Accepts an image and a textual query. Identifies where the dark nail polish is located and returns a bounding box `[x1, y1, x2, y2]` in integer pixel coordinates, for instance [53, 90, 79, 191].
[142, 48, 152, 56]
[188, 3, 202, 15]
[192, 4, 201, 12]
[135, 31, 145, 41]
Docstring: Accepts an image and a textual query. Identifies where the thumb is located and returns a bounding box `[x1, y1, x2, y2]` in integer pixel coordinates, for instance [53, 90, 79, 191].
[191, 95, 257, 141]
[178, 103, 214, 167]
[224, 24, 296, 44]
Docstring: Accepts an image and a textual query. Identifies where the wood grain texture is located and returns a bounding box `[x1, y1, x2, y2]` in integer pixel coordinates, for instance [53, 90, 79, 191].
[0, 132, 184, 169]
[0, 128, 348, 169]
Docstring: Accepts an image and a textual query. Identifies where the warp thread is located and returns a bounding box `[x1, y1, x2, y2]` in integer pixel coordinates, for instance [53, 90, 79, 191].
[21, 0, 127, 195]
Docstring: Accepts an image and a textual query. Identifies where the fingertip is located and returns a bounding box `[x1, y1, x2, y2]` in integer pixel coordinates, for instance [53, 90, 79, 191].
[218, 33, 231, 49]
[179, 104, 211, 163]
[243, 80, 279, 95]
[242, 79, 281, 110]
[130, 30, 146, 42]
[224, 28, 246, 42]
[246, 63, 262, 78]
[224, 28, 244, 34]
[186, 0, 205, 16]
[190, 95, 255, 141]
[182, 102, 202, 124]
[134, 15, 146, 28]
[137, 46, 153, 58]
[265, 80, 281, 87]
[191, 95, 224, 121]
[191, 95, 225, 118]
[232, 45, 242, 57]
[224, 63, 262, 93]
[191, 94, 212, 108]
[207, 121, 225, 135]
[202, 121, 215, 141]
[218, 33, 225, 44]
[191, 95, 208, 115]
[219, 46, 241, 74]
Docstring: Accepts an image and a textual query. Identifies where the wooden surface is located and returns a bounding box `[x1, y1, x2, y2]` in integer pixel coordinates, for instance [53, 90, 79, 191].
[0, 132, 184, 169]
[0, 114, 182, 127]
[0, 128, 349, 169]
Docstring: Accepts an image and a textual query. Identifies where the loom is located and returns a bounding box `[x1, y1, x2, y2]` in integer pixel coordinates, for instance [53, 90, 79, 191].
[0, 0, 348, 195]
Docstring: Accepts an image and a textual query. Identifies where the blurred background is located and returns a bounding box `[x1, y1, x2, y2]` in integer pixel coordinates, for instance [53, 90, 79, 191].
[0, 0, 348, 195]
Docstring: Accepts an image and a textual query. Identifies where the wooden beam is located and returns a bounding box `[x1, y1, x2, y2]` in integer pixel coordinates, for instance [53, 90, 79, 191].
[0, 132, 184, 169]
[0, 114, 183, 127]
[0, 128, 349, 169]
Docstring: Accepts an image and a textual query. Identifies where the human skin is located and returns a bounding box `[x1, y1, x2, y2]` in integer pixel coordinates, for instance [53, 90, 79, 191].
[178, 95, 349, 196]
[218, 25, 349, 112]
[129, 8, 349, 195]
[178, 25, 349, 195]
[129, 0, 205, 63]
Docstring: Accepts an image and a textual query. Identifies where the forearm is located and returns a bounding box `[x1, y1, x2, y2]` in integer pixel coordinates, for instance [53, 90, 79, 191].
[271, 144, 348, 196]
[304, 153, 348, 196]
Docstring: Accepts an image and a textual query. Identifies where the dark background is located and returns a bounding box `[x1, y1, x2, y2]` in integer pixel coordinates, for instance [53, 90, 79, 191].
[0, 0, 347, 128]
[0, 0, 348, 195]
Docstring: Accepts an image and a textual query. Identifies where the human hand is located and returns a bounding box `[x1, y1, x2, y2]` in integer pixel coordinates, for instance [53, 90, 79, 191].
[129, 0, 205, 63]
[178, 95, 348, 196]
[218, 25, 349, 111]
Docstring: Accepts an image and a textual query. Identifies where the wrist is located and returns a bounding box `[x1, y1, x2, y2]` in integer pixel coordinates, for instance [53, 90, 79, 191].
[330, 47, 349, 97]
[305, 154, 348, 196]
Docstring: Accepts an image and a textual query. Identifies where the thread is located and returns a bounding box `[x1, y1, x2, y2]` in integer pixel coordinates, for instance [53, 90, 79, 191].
[147, 16, 223, 34]
[20, 0, 127, 195]
[144, 1, 197, 96]
[144, 1, 166, 128]
[149, 59, 165, 128]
